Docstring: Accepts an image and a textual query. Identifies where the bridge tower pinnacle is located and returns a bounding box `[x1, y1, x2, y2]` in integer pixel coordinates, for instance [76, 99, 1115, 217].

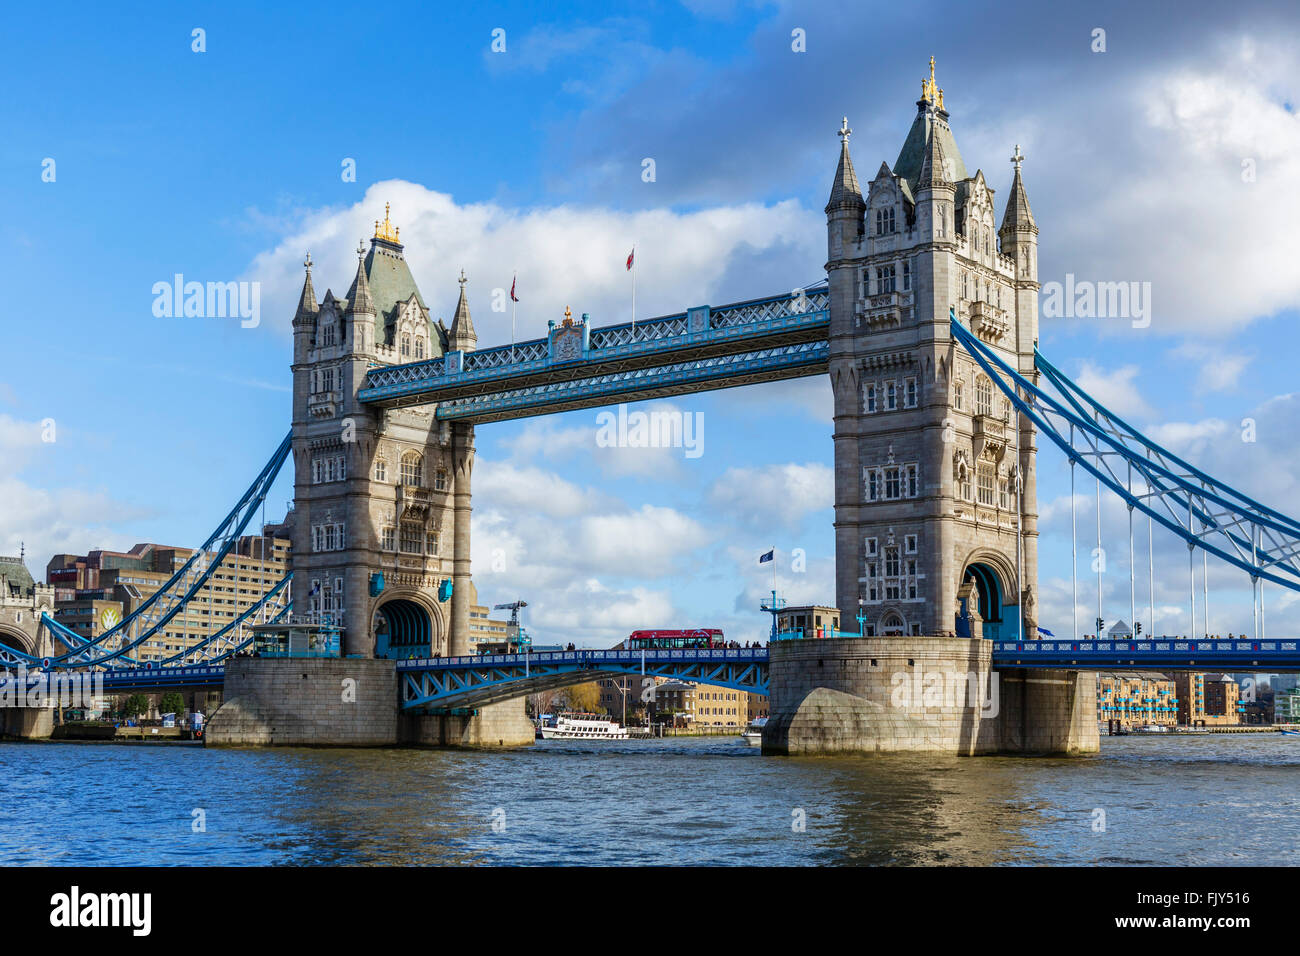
[826, 60, 1041, 642]
[289, 208, 476, 659]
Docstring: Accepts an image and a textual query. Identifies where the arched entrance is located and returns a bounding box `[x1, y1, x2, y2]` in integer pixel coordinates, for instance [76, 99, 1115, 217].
[373, 598, 436, 660]
[879, 611, 906, 636]
[0, 627, 32, 659]
[958, 562, 1012, 641]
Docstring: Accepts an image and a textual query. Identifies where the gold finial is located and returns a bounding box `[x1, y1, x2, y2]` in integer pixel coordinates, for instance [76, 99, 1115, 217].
[563, 305, 572, 325]
[373, 202, 400, 243]
[922, 56, 939, 105]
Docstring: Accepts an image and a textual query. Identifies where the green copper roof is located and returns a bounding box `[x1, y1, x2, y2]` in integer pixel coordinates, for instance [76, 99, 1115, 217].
[894, 106, 968, 195]
[0, 556, 35, 595]
[351, 238, 442, 355]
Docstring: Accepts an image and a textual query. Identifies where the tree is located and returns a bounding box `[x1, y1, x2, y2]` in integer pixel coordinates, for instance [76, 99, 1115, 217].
[529, 689, 559, 717]
[160, 692, 184, 716]
[122, 694, 150, 720]
[562, 681, 602, 713]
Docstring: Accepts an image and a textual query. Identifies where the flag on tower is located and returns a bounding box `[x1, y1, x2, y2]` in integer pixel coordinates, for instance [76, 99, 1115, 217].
[626, 247, 635, 271]
[758, 549, 774, 564]
[510, 275, 518, 302]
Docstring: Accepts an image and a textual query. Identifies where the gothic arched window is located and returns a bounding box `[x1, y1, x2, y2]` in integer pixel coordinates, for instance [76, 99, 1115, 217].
[401, 334, 411, 357]
[400, 452, 423, 487]
[415, 338, 425, 360]
[373, 459, 387, 483]
[975, 375, 993, 417]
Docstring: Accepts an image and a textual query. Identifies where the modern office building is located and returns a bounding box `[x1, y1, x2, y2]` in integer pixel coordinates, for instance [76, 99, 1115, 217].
[45, 529, 290, 663]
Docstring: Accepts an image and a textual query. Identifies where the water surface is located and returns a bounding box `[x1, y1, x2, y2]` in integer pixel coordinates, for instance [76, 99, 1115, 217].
[0, 735, 1294, 865]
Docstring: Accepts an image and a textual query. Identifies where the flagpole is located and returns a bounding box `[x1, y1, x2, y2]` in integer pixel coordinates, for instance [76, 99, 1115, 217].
[511, 272, 517, 363]
[631, 245, 636, 340]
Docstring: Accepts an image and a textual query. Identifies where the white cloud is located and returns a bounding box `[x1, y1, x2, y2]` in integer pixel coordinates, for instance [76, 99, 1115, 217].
[245, 182, 821, 351]
[1052, 39, 1300, 333]
[1071, 363, 1153, 420]
[708, 462, 833, 532]
[1169, 344, 1251, 392]
[498, 400, 705, 479]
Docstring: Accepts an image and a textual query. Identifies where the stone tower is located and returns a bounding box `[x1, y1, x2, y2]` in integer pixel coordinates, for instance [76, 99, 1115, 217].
[289, 206, 475, 658]
[828, 59, 1041, 642]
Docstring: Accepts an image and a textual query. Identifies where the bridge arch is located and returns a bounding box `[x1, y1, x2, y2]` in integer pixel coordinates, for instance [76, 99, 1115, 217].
[0, 625, 34, 658]
[958, 550, 1017, 641]
[372, 592, 444, 660]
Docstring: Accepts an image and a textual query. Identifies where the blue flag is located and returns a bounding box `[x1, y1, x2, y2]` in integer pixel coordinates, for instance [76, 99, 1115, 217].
[758, 550, 774, 564]
[1037, 626, 1054, 637]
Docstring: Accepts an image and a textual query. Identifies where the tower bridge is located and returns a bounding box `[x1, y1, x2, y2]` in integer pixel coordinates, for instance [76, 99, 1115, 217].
[12, 60, 1300, 753]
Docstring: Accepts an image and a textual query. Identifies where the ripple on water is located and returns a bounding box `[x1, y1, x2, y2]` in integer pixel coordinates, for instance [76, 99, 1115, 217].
[0, 735, 1292, 865]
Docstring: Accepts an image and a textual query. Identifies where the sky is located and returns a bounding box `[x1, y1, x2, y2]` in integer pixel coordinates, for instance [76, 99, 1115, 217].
[4, 0, 1300, 646]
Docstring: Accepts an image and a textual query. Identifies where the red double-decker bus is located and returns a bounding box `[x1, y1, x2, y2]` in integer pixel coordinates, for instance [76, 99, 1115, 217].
[625, 628, 724, 650]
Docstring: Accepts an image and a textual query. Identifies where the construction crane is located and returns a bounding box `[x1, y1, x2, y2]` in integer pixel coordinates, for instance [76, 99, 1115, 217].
[493, 600, 528, 626]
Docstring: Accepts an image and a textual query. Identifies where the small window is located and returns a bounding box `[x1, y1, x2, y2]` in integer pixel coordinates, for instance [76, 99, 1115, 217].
[904, 378, 917, 408]
[374, 459, 387, 482]
[865, 384, 877, 414]
[886, 382, 897, 411]
[435, 469, 447, 492]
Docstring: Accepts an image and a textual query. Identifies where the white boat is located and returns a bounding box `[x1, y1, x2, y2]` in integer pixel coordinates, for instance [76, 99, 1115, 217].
[742, 716, 767, 746]
[538, 713, 630, 740]
[1132, 723, 1169, 734]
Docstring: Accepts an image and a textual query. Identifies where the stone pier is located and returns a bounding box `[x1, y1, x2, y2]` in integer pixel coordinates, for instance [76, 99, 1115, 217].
[0, 707, 54, 740]
[762, 636, 1098, 756]
[205, 657, 533, 748]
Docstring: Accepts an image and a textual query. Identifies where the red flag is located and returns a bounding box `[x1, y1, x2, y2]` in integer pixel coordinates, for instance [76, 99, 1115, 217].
[510, 275, 518, 302]
[626, 248, 635, 271]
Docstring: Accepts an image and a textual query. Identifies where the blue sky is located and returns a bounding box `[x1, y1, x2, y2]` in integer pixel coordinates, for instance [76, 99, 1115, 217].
[4, 0, 1300, 645]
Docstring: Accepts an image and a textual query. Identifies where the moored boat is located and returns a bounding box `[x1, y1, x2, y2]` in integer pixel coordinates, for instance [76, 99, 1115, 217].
[538, 712, 630, 740]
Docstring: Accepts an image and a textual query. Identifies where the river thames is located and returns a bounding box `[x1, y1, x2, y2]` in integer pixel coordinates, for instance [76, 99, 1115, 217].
[1, 734, 1296, 866]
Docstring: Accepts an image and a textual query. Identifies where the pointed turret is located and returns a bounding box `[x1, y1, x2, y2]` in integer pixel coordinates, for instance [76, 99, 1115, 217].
[999, 148, 1037, 235]
[917, 123, 949, 188]
[825, 117, 864, 212]
[292, 254, 320, 365]
[448, 270, 477, 352]
[345, 243, 375, 316]
[294, 253, 319, 322]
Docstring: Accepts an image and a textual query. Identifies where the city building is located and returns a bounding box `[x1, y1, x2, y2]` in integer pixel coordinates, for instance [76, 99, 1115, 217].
[1174, 673, 1242, 727]
[464, 582, 517, 654]
[1275, 690, 1300, 725]
[1095, 672, 1177, 728]
[776, 605, 842, 639]
[45, 530, 290, 663]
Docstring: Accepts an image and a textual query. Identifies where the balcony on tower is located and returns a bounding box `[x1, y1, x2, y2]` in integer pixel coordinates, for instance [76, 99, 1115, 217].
[397, 484, 431, 520]
[857, 290, 912, 330]
[307, 388, 343, 419]
[968, 300, 1009, 342]
[972, 411, 1008, 461]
